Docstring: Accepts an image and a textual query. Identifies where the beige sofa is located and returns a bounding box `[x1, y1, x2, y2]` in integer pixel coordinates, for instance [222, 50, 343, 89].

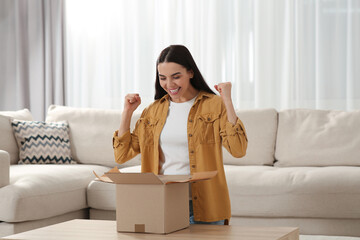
[1, 105, 360, 237]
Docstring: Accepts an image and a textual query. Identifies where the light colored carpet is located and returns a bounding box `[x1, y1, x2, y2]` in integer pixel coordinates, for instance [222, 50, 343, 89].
[300, 235, 360, 240]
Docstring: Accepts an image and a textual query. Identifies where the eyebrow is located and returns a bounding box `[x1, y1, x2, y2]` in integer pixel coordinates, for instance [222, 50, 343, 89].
[159, 72, 181, 77]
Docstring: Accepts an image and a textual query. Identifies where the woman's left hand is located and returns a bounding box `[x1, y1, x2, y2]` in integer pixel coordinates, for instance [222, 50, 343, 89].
[214, 82, 232, 101]
[215, 82, 237, 124]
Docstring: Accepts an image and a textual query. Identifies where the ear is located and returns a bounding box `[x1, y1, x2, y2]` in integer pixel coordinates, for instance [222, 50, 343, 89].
[188, 69, 194, 79]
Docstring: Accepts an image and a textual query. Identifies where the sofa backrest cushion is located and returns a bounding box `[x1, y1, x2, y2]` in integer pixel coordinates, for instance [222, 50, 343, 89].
[0, 109, 34, 165]
[45, 105, 141, 168]
[275, 109, 360, 167]
[223, 108, 277, 166]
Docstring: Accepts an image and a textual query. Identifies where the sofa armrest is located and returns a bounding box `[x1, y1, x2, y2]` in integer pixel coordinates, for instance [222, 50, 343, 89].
[0, 150, 10, 187]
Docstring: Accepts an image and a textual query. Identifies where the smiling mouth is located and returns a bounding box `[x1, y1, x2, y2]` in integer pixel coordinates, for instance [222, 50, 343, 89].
[169, 87, 180, 95]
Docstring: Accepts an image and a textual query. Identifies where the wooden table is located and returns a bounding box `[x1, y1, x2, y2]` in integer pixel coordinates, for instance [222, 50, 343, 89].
[3, 219, 299, 240]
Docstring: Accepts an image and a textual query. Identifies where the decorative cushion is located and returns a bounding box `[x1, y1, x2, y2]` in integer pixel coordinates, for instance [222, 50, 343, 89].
[11, 120, 75, 164]
[0, 109, 33, 165]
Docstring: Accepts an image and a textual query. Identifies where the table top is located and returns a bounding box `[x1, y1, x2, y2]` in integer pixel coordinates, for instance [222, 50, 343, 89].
[3, 219, 299, 240]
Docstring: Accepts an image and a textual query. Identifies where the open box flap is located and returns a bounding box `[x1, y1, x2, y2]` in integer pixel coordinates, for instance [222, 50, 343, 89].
[105, 172, 163, 184]
[190, 171, 218, 182]
[163, 171, 218, 184]
[93, 167, 217, 185]
[93, 171, 114, 183]
[157, 175, 192, 184]
[93, 166, 121, 183]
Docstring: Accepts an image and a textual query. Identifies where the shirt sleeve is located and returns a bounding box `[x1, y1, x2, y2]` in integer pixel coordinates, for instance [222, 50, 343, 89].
[220, 104, 248, 158]
[112, 111, 143, 164]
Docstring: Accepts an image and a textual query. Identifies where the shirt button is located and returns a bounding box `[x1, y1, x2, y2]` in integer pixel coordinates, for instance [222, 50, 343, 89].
[190, 150, 194, 154]
[194, 196, 198, 200]
[189, 119, 193, 123]
[189, 134, 193, 137]
[191, 165, 196, 168]
[207, 117, 211, 121]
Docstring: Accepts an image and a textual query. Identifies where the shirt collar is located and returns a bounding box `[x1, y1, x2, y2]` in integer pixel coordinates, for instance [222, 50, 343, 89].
[159, 90, 212, 104]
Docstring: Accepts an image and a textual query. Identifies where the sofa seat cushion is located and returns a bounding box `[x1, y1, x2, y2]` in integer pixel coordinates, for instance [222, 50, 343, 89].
[225, 165, 360, 219]
[0, 164, 110, 222]
[87, 165, 141, 210]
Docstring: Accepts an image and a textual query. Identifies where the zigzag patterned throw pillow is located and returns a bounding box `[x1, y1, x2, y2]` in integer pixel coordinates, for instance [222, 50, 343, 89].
[11, 120, 76, 164]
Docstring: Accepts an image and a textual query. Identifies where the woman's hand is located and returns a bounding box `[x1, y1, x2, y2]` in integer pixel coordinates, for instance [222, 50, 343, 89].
[118, 94, 141, 138]
[124, 94, 141, 113]
[214, 82, 232, 102]
[214, 82, 237, 125]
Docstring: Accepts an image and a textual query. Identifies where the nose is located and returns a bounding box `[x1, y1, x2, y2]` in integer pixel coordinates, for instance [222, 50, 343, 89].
[166, 79, 176, 89]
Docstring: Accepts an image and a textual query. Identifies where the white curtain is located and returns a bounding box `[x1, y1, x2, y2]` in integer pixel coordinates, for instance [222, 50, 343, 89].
[65, 0, 360, 112]
[0, 0, 66, 121]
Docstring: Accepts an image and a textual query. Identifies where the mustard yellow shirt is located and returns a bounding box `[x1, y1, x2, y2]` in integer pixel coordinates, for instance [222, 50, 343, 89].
[113, 91, 248, 222]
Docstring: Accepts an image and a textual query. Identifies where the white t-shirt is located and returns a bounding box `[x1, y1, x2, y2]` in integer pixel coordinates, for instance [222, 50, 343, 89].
[159, 96, 196, 175]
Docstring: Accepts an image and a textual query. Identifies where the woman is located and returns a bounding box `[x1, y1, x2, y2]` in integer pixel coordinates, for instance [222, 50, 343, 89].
[113, 45, 247, 225]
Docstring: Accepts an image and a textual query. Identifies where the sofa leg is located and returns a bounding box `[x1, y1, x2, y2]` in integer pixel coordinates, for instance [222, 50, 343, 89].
[224, 219, 229, 225]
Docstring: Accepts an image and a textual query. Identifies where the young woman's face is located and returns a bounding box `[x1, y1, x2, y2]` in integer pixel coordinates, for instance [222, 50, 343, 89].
[157, 62, 197, 103]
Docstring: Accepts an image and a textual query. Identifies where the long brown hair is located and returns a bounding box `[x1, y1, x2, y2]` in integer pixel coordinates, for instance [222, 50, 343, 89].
[154, 45, 215, 100]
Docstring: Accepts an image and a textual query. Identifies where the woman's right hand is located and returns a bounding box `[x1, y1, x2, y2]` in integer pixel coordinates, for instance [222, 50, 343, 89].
[124, 93, 141, 113]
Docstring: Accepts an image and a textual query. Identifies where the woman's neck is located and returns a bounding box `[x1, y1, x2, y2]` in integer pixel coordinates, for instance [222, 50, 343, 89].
[171, 87, 199, 103]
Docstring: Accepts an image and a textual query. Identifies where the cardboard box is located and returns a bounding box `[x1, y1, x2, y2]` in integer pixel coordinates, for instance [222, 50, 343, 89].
[94, 167, 217, 234]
